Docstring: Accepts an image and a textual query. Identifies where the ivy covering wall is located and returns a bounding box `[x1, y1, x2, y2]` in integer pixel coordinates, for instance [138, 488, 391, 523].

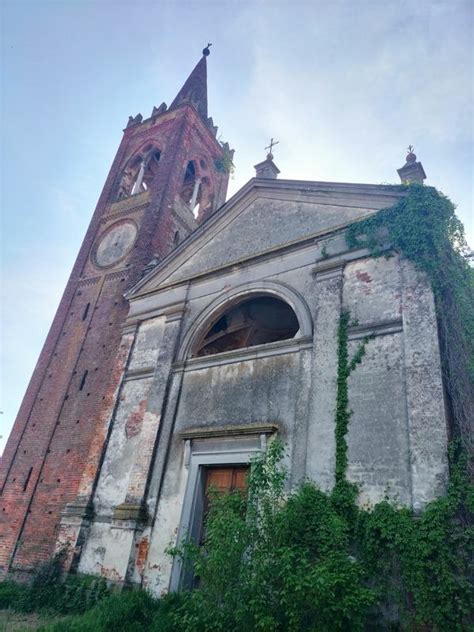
[346, 184, 474, 463]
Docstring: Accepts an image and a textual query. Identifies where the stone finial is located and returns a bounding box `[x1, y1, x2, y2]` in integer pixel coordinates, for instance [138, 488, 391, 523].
[152, 103, 167, 117]
[397, 145, 426, 184]
[126, 113, 143, 128]
[254, 154, 280, 179]
[254, 139, 281, 179]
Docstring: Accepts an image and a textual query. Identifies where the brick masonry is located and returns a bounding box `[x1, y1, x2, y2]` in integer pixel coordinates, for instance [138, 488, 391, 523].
[0, 58, 230, 573]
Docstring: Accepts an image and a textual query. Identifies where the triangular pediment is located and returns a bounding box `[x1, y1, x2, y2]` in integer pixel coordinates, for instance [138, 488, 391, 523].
[128, 179, 402, 298]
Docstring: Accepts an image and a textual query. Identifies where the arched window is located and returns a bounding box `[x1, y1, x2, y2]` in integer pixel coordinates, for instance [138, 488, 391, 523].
[116, 147, 161, 200]
[117, 155, 142, 199]
[173, 230, 181, 246]
[142, 150, 161, 189]
[193, 296, 300, 357]
[181, 160, 197, 206]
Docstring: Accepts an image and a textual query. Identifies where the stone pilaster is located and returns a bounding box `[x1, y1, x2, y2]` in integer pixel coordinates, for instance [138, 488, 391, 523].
[118, 305, 185, 514]
[99, 305, 185, 582]
[400, 258, 448, 510]
[56, 327, 137, 571]
[305, 261, 344, 489]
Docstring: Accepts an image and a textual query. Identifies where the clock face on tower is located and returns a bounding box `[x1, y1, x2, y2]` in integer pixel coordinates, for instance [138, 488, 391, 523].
[92, 221, 138, 268]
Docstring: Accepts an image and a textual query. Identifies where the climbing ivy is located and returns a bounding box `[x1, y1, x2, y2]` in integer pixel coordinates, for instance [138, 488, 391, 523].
[334, 311, 372, 486]
[346, 183, 474, 463]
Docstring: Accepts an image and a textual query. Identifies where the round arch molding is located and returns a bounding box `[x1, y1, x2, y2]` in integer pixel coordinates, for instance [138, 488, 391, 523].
[177, 280, 313, 363]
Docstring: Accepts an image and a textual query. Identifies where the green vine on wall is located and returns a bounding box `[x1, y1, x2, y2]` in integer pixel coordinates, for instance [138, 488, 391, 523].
[346, 183, 474, 466]
[334, 311, 372, 487]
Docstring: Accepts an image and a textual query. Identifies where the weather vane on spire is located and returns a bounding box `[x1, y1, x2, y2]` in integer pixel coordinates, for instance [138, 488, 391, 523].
[203, 43, 212, 56]
[265, 138, 279, 160]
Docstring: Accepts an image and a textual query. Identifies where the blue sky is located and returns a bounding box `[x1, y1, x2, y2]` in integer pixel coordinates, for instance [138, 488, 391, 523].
[1, 0, 473, 453]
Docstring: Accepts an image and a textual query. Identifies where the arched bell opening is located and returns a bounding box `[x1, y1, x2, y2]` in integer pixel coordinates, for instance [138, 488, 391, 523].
[180, 161, 214, 219]
[192, 295, 300, 358]
[196, 176, 213, 220]
[142, 149, 161, 189]
[180, 160, 198, 207]
[116, 146, 161, 200]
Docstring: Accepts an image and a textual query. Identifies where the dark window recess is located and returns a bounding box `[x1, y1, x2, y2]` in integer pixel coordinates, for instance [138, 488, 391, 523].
[180, 161, 197, 205]
[79, 370, 88, 391]
[173, 231, 181, 246]
[82, 302, 90, 321]
[194, 296, 299, 357]
[142, 150, 161, 189]
[23, 467, 33, 492]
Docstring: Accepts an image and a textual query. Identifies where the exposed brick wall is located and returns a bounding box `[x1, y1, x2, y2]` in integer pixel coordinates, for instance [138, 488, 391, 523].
[0, 99, 230, 573]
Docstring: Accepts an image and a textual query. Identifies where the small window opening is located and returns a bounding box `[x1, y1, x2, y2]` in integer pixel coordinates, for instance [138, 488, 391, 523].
[194, 296, 299, 357]
[82, 302, 90, 321]
[23, 467, 33, 492]
[181, 161, 197, 206]
[79, 370, 88, 391]
[173, 230, 181, 246]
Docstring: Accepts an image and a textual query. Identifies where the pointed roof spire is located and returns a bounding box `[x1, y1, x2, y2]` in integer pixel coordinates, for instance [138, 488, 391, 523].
[169, 46, 211, 120]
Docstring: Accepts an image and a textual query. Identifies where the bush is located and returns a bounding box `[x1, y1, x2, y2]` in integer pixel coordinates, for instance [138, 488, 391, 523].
[168, 440, 472, 631]
[39, 590, 183, 632]
[0, 556, 110, 617]
[0, 579, 31, 610]
[168, 441, 377, 631]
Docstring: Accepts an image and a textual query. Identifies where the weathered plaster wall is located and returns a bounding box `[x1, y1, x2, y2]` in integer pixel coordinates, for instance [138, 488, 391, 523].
[75, 189, 448, 594]
[92, 377, 154, 515]
[176, 354, 300, 434]
[162, 193, 398, 285]
[346, 333, 411, 506]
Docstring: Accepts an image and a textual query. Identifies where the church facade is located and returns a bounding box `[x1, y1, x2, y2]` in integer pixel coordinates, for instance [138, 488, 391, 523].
[1, 50, 449, 594]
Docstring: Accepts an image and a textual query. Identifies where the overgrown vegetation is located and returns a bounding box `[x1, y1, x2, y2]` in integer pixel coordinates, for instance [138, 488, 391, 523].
[166, 440, 472, 631]
[346, 183, 474, 463]
[1, 184, 472, 630]
[331, 311, 372, 517]
[3, 440, 467, 631]
[0, 554, 109, 616]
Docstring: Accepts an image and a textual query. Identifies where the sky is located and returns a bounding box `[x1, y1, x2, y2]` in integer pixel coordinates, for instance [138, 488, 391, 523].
[1, 0, 473, 454]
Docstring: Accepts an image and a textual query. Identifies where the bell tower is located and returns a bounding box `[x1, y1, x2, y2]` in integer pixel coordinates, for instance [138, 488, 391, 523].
[0, 47, 233, 575]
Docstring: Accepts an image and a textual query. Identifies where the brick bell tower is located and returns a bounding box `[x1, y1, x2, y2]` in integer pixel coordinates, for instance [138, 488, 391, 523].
[0, 46, 233, 575]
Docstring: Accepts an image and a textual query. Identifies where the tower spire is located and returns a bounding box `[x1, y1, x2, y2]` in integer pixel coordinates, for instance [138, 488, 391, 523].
[169, 47, 210, 120]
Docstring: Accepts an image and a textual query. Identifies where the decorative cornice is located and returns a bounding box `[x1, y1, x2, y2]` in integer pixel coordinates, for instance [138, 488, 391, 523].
[164, 301, 187, 322]
[179, 423, 279, 440]
[103, 190, 150, 218]
[77, 276, 101, 288]
[124, 367, 155, 382]
[348, 318, 403, 340]
[176, 336, 313, 372]
[102, 203, 149, 224]
[312, 258, 346, 281]
[113, 502, 148, 523]
[104, 270, 130, 283]
[60, 501, 94, 519]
